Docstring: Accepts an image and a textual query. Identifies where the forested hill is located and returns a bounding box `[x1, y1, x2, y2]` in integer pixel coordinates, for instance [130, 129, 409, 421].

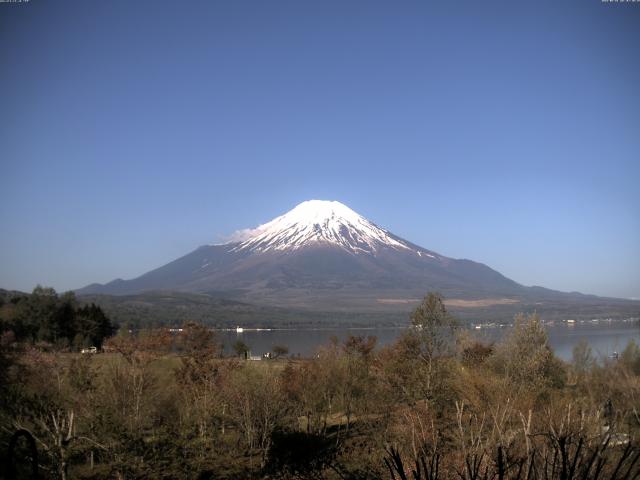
[77, 291, 408, 329]
[77, 289, 640, 329]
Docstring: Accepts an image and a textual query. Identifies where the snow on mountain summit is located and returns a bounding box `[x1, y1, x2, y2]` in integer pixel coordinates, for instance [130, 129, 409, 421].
[229, 200, 413, 254]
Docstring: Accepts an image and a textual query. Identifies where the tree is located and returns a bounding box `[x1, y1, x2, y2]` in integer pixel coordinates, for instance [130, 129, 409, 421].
[400, 293, 459, 405]
[9, 351, 101, 480]
[572, 338, 594, 377]
[340, 335, 378, 430]
[281, 343, 343, 435]
[491, 312, 566, 393]
[620, 340, 640, 375]
[223, 366, 290, 465]
[75, 303, 116, 349]
[410, 293, 458, 358]
[101, 328, 172, 435]
[175, 322, 226, 445]
[272, 344, 289, 359]
[24, 286, 59, 343]
[178, 321, 219, 356]
[232, 339, 250, 359]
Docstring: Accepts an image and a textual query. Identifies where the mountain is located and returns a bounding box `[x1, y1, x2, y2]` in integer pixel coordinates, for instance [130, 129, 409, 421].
[77, 200, 639, 320]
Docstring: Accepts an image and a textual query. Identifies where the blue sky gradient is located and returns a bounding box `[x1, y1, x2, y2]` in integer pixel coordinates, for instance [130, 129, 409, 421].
[1, 0, 639, 298]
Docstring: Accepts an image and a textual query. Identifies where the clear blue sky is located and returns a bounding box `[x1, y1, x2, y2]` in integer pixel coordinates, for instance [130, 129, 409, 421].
[1, 0, 638, 299]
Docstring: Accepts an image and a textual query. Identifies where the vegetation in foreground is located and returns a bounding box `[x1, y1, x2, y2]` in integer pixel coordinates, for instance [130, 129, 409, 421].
[1, 292, 639, 479]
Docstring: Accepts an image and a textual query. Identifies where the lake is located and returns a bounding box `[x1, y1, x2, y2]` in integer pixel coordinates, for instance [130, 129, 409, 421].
[217, 319, 640, 361]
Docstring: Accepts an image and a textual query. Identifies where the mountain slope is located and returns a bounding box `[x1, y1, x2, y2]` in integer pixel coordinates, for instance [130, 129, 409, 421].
[77, 200, 638, 316]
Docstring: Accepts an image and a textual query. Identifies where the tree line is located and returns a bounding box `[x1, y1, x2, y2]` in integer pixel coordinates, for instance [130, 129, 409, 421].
[0, 286, 116, 350]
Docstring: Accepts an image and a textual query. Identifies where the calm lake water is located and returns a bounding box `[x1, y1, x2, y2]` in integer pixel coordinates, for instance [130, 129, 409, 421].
[218, 320, 640, 362]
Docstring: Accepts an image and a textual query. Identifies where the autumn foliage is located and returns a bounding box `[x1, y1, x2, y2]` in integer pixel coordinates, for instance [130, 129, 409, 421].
[0, 294, 639, 479]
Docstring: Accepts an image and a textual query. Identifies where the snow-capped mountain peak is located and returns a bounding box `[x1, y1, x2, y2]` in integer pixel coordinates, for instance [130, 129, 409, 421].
[229, 200, 412, 254]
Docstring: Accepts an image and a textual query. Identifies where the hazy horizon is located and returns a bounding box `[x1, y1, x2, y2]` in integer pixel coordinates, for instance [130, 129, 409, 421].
[1, 1, 639, 299]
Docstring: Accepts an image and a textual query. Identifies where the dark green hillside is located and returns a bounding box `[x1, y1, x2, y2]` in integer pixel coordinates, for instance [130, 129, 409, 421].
[78, 290, 409, 329]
